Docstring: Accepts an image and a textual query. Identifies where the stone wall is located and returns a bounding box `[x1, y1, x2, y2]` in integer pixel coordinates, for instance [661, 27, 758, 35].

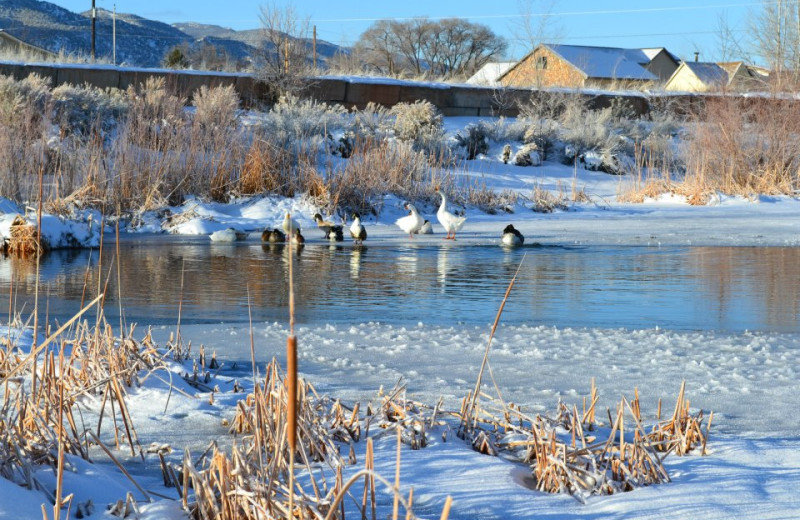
[0, 61, 707, 119]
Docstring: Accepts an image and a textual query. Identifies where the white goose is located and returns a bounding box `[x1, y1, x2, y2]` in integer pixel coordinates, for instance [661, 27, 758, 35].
[395, 203, 425, 238]
[350, 212, 367, 244]
[282, 212, 300, 235]
[435, 188, 466, 240]
[501, 224, 524, 246]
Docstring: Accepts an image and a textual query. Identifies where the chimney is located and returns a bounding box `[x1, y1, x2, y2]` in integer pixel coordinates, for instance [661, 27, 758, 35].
[694, 52, 699, 62]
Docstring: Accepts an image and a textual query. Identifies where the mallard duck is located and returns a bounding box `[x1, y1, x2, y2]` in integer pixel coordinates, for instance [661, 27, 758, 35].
[501, 224, 524, 246]
[395, 203, 425, 238]
[266, 228, 286, 243]
[291, 228, 305, 245]
[282, 212, 300, 235]
[314, 213, 343, 239]
[210, 228, 240, 242]
[435, 187, 466, 240]
[349, 212, 367, 244]
[416, 220, 433, 234]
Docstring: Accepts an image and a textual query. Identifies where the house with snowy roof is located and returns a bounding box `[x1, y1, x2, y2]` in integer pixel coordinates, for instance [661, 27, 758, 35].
[664, 61, 770, 92]
[465, 61, 516, 86]
[498, 44, 680, 89]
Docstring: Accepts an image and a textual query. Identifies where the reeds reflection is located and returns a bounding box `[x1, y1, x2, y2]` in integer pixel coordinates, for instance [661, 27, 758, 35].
[0, 241, 797, 331]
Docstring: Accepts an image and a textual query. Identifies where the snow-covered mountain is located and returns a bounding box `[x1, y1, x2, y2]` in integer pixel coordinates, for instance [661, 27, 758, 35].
[0, 0, 346, 69]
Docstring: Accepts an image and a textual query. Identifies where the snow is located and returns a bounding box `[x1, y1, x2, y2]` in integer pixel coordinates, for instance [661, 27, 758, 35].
[2, 116, 800, 519]
[546, 44, 659, 81]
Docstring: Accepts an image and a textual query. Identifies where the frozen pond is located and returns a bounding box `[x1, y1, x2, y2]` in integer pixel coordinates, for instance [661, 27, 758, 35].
[1, 236, 798, 333]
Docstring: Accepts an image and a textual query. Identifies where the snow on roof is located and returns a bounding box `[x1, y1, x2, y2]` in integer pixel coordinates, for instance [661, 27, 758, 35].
[466, 62, 516, 86]
[546, 44, 658, 81]
[684, 61, 729, 85]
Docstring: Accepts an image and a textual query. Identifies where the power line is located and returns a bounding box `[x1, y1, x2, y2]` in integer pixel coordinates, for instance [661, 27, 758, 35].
[308, 1, 773, 24]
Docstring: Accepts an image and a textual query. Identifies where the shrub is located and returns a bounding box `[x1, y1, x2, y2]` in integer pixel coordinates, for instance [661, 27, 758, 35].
[52, 83, 128, 137]
[454, 123, 490, 160]
[192, 84, 239, 129]
[261, 94, 347, 148]
[390, 100, 443, 142]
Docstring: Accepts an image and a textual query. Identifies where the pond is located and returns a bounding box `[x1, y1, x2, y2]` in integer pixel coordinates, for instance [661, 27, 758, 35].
[1, 237, 797, 333]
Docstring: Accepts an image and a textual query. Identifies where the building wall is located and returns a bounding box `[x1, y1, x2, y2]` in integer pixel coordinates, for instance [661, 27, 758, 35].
[645, 52, 680, 82]
[500, 47, 585, 88]
[665, 65, 718, 92]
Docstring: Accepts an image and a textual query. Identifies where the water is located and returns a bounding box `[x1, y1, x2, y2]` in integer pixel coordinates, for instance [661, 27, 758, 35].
[0, 237, 798, 332]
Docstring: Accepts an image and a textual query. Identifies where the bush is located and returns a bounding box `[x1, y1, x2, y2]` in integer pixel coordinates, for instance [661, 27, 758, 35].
[390, 100, 443, 142]
[454, 123, 490, 160]
[192, 84, 239, 129]
[52, 83, 128, 137]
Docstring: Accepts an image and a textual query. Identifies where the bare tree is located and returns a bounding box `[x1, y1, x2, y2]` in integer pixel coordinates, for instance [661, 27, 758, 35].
[750, 0, 800, 86]
[510, 0, 563, 56]
[716, 11, 748, 62]
[256, 2, 313, 100]
[355, 18, 506, 79]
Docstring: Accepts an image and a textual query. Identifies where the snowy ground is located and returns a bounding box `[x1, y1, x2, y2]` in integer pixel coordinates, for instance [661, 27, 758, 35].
[2, 122, 800, 519]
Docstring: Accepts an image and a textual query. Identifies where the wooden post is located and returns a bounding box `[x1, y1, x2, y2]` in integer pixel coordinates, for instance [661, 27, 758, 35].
[284, 37, 289, 74]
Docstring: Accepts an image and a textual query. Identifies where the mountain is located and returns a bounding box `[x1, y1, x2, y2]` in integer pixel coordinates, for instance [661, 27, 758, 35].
[0, 0, 347, 69]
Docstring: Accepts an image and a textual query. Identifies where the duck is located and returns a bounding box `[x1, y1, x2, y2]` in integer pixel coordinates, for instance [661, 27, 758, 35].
[291, 228, 305, 246]
[314, 213, 343, 239]
[329, 226, 344, 242]
[416, 220, 433, 234]
[435, 187, 466, 240]
[282, 212, 300, 235]
[262, 228, 286, 243]
[501, 224, 525, 246]
[349, 212, 367, 244]
[395, 202, 425, 238]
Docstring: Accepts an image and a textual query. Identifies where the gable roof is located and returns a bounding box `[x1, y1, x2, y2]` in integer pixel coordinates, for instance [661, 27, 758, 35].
[0, 29, 56, 58]
[682, 62, 729, 85]
[465, 61, 516, 86]
[545, 44, 659, 81]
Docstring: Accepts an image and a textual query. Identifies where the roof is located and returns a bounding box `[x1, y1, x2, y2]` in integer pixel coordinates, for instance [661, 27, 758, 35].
[682, 61, 729, 85]
[465, 62, 516, 86]
[543, 44, 659, 81]
[0, 29, 56, 57]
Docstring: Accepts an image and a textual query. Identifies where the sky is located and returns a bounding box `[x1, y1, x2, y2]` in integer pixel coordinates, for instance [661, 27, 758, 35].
[48, 0, 765, 63]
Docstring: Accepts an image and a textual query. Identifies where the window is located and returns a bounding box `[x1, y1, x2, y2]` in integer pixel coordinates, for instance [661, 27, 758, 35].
[535, 56, 548, 70]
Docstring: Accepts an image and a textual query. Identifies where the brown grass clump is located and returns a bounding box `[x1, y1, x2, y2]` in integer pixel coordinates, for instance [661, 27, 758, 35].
[5, 215, 47, 257]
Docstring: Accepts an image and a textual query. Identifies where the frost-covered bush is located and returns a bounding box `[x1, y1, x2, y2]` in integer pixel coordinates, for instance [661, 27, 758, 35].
[454, 122, 490, 160]
[261, 94, 348, 147]
[390, 100, 443, 142]
[513, 143, 542, 167]
[192, 84, 239, 129]
[52, 83, 128, 137]
[350, 102, 393, 140]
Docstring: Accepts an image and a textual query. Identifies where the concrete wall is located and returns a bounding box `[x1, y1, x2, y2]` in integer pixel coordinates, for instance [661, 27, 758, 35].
[0, 60, 714, 119]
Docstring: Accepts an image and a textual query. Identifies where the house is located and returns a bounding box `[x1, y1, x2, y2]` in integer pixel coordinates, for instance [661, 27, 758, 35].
[499, 44, 680, 89]
[465, 61, 516, 87]
[664, 61, 770, 92]
[0, 30, 56, 60]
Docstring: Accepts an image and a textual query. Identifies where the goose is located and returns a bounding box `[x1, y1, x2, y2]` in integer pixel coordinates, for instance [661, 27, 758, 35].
[435, 187, 466, 240]
[349, 212, 367, 244]
[501, 224, 525, 246]
[416, 220, 433, 234]
[314, 213, 343, 239]
[395, 203, 425, 238]
[282, 212, 300, 235]
[210, 228, 241, 242]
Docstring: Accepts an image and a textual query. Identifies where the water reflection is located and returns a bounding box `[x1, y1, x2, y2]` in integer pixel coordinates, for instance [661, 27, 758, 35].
[0, 241, 798, 332]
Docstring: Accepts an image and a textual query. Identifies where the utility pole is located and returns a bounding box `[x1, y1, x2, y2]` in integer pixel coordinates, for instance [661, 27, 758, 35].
[112, 4, 116, 65]
[313, 25, 317, 72]
[91, 0, 96, 62]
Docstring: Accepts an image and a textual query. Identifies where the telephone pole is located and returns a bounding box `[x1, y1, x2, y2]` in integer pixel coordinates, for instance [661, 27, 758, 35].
[91, 0, 96, 61]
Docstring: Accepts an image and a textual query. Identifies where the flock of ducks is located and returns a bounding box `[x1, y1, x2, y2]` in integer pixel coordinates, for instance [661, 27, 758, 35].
[216, 189, 526, 247]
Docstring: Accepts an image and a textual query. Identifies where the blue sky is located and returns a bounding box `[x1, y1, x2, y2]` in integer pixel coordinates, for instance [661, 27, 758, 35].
[49, 1, 762, 62]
